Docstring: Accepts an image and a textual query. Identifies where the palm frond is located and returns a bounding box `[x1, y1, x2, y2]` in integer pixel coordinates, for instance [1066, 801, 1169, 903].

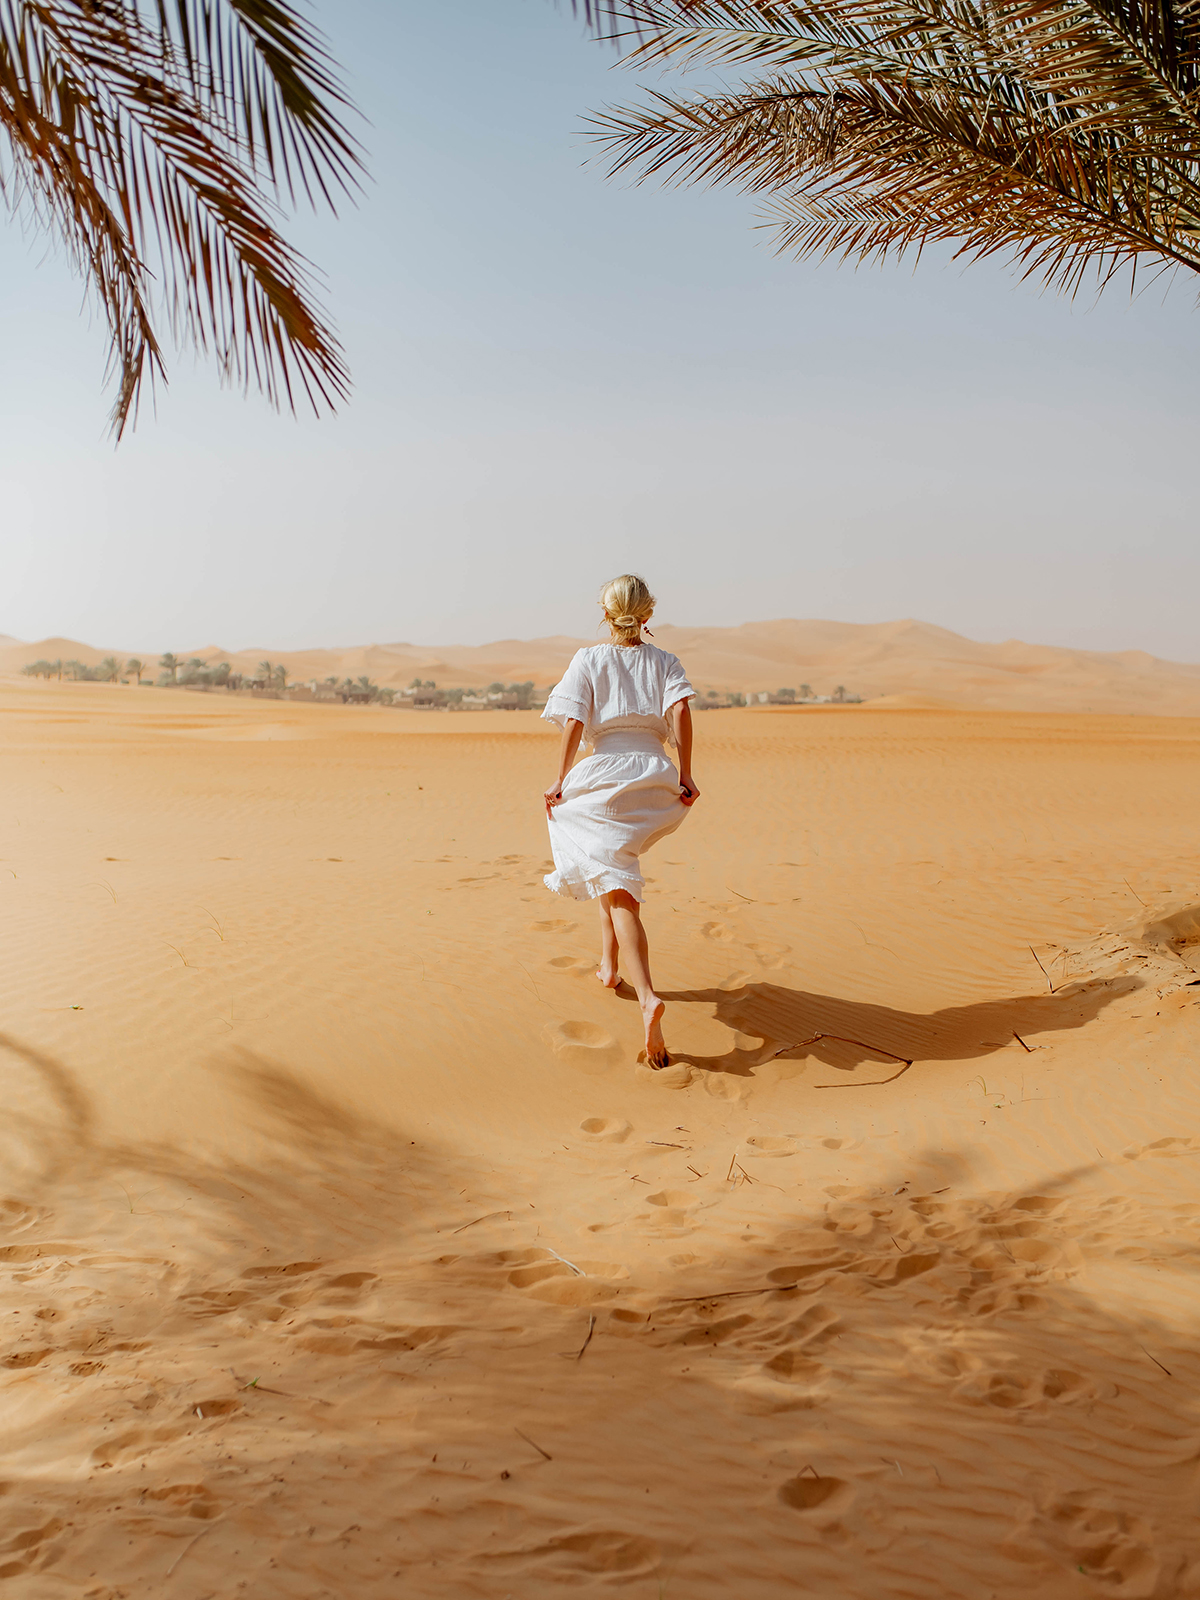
[0, 1, 362, 436]
[581, 0, 1200, 293]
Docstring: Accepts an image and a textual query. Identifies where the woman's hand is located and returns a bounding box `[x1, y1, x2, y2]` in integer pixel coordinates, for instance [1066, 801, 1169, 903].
[545, 719, 583, 819]
[679, 774, 700, 806]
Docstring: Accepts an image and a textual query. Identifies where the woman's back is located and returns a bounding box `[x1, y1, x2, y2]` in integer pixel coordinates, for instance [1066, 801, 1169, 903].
[543, 642, 692, 746]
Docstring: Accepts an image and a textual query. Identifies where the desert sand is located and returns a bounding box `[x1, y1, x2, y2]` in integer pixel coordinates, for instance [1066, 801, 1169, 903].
[8, 615, 1200, 714]
[2, 681, 1200, 1598]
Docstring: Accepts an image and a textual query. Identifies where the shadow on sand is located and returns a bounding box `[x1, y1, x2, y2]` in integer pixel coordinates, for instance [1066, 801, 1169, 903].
[0, 1025, 1196, 1597]
[638, 975, 1135, 1079]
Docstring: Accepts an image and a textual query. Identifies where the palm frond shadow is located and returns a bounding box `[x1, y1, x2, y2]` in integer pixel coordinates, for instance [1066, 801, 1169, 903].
[655, 975, 1135, 1078]
[2, 1029, 1199, 1591]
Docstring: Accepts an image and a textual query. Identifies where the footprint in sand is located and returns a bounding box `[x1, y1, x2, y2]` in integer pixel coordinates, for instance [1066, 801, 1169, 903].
[546, 955, 595, 975]
[0, 1199, 39, 1233]
[503, 1247, 627, 1306]
[529, 920, 569, 933]
[746, 940, 792, 969]
[1122, 1136, 1199, 1160]
[2, 1348, 50, 1369]
[0, 1517, 67, 1575]
[743, 1135, 801, 1158]
[718, 971, 751, 991]
[778, 1474, 853, 1514]
[485, 1529, 661, 1583]
[635, 1059, 694, 1090]
[1022, 1493, 1159, 1593]
[546, 1021, 618, 1075]
[701, 922, 734, 941]
[763, 1349, 828, 1384]
[579, 1117, 631, 1142]
[703, 1074, 744, 1101]
[188, 1397, 240, 1420]
[240, 1260, 321, 1280]
[144, 1483, 223, 1520]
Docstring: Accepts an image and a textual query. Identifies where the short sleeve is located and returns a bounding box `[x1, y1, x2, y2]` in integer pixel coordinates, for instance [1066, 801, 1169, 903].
[541, 650, 593, 730]
[661, 653, 694, 715]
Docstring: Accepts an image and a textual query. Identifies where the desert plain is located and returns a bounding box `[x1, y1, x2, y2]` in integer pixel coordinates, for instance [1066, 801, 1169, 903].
[2, 679, 1200, 1599]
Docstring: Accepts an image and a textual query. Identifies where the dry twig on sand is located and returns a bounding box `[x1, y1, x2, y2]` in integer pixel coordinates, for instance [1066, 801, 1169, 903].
[453, 1210, 514, 1233]
[764, 1031, 913, 1087]
[165, 1526, 214, 1576]
[1029, 946, 1055, 993]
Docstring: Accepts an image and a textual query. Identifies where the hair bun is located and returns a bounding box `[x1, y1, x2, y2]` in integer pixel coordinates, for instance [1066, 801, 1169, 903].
[598, 574, 656, 642]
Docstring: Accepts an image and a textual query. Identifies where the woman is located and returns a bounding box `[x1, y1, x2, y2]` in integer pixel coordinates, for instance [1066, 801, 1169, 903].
[542, 574, 699, 1069]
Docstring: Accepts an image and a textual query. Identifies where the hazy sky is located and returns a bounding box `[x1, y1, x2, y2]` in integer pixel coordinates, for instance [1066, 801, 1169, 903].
[2, 0, 1199, 659]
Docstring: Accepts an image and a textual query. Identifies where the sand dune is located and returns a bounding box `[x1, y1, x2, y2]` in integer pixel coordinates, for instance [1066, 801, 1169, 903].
[5, 617, 1200, 713]
[2, 680, 1199, 1596]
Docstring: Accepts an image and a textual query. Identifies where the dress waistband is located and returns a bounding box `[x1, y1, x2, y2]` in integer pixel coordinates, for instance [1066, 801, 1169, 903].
[590, 727, 668, 756]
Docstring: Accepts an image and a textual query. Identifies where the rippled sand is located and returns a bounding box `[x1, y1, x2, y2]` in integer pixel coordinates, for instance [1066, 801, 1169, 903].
[2, 683, 1198, 1598]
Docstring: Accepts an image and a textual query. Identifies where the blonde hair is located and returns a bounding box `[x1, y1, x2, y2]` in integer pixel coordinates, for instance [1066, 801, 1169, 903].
[599, 573, 655, 646]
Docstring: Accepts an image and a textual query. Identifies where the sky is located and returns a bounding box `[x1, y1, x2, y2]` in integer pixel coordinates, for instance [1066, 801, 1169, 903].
[2, 0, 1199, 659]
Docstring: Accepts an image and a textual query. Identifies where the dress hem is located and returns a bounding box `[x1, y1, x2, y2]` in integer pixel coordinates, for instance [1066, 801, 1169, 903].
[543, 869, 644, 905]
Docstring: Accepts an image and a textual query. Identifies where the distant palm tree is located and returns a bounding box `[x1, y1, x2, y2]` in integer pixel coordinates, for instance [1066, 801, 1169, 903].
[64, 659, 86, 680]
[126, 658, 144, 684]
[159, 652, 179, 681]
[100, 656, 121, 682]
[272, 663, 288, 687]
[0, 0, 362, 436]
[257, 660, 274, 683]
[51, 658, 62, 681]
[585, 0, 1200, 296]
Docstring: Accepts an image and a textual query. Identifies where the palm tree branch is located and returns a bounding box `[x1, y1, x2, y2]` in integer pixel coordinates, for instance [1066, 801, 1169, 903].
[0, 0, 350, 433]
[148, 0, 362, 203]
[589, 78, 1200, 275]
[586, 0, 1200, 144]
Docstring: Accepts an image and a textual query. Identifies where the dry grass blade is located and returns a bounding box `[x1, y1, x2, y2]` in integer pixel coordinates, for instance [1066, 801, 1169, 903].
[1029, 945, 1056, 993]
[514, 1427, 553, 1461]
[763, 1029, 914, 1086]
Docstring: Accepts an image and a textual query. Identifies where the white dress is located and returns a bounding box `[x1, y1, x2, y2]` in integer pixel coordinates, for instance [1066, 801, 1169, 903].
[541, 642, 695, 903]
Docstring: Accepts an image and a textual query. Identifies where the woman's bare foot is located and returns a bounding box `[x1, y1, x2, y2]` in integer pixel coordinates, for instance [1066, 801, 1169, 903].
[596, 964, 620, 989]
[642, 996, 668, 1069]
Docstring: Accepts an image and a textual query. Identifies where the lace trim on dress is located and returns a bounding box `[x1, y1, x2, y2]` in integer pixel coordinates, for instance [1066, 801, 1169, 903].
[542, 693, 591, 731]
[543, 865, 644, 904]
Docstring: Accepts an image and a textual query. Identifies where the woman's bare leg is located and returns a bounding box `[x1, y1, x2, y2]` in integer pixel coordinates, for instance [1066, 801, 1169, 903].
[596, 898, 620, 988]
[604, 889, 668, 1067]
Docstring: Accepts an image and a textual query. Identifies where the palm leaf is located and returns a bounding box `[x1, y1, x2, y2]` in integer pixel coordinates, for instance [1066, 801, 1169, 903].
[578, 0, 1200, 292]
[0, 1, 362, 435]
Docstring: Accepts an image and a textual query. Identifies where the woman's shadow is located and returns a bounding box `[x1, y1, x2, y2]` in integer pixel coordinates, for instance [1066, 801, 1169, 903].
[641, 974, 1135, 1081]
